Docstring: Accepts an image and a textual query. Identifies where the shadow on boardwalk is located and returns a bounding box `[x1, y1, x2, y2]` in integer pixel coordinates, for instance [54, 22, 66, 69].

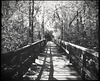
[23, 41, 81, 80]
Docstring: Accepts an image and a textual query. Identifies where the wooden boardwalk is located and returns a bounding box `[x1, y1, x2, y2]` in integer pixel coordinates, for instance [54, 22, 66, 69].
[23, 41, 81, 80]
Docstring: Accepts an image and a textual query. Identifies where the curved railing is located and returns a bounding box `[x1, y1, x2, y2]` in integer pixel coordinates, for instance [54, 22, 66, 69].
[53, 39, 99, 80]
[1, 39, 46, 80]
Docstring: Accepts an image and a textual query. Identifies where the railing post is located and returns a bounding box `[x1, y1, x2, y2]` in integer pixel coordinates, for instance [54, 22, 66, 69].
[66, 45, 70, 62]
[33, 48, 36, 63]
[68, 45, 72, 63]
[81, 51, 86, 80]
[38, 43, 40, 56]
[41, 41, 43, 52]
[18, 53, 23, 80]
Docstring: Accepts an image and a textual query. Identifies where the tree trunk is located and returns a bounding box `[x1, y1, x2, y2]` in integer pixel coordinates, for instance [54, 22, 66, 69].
[42, 5, 44, 39]
[31, 0, 34, 43]
[29, 1, 32, 43]
[61, 20, 63, 40]
[29, 0, 34, 43]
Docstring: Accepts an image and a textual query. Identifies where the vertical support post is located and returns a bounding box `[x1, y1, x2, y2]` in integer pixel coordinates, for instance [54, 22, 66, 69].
[18, 53, 23, 80]
[81, 51, 86, 80]
[38, 31, 41, 40]
[32, 46, 35, 63]
[44, 39, 46, 46]
[31, 44, 35, 63]
[66, 44, 69, 62]
[68, 45, 72, 63]
[39, 42, 40, 53]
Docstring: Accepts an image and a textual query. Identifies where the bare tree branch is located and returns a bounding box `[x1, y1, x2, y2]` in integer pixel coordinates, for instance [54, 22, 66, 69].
[69, 9, 83, 27]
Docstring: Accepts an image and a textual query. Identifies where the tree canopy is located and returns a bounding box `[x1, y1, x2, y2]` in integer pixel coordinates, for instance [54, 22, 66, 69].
[2, 0, 99, 53]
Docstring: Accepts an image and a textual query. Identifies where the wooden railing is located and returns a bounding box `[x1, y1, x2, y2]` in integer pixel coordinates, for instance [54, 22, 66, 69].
[1, 39, 46, 80]
[54, 39, 99, 80]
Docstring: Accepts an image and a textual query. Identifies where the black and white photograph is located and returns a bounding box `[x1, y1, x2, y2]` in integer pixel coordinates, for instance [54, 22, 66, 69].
[1, 0, 99, 80]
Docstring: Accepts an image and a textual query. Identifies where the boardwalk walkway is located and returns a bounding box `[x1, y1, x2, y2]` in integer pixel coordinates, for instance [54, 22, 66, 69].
[23, 41, 81, 80]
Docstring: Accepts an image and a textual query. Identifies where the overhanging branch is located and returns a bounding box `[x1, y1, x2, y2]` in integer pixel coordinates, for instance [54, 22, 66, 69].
[69, 9, 83, 27]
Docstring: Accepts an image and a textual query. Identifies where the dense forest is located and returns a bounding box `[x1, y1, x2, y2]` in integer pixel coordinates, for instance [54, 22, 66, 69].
[1, 0, 99, 53]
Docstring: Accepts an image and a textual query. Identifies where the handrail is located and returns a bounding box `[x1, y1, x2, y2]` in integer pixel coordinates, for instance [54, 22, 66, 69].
[54, 39, 99, 80]
[1, 39, 46, 80]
